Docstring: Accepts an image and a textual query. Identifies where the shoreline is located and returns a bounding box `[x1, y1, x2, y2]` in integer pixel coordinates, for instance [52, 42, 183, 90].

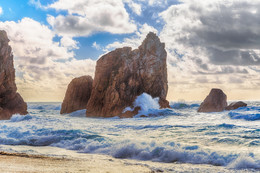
[0, 151, 153, 173]
[0, 150, 257, 173]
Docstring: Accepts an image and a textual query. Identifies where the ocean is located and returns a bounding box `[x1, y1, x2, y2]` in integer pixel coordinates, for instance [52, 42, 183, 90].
[0, 95, 259, 172]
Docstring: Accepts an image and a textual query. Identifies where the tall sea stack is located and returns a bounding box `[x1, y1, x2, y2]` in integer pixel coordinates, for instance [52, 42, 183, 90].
[0, 30, 27, 120]
[86, 32, 169, 118]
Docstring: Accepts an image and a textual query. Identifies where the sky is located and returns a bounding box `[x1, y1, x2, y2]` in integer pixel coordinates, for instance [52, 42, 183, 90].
[0, 0, 259, 102]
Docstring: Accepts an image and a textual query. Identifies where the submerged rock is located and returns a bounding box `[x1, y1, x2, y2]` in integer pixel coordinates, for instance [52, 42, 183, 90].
[61, 76, 93, 114]
[86, 32, 169, 118]
[0, 30, 27, 120]
[198, 88, 227, 113]
[225, 101, 247, 110]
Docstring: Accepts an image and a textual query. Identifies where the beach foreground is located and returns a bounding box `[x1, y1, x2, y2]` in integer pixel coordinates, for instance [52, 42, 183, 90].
[0, 151, 257, 173]
[0, 151, 152, 173]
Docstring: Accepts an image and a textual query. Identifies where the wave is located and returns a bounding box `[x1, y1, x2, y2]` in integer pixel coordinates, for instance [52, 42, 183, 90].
[10, 114, 33, 122]
[228, 112, 260, 121]
[68, 109, 86, 117]
[28, 103, 61, 111]
[123, 93, 179, 117]
[62, 140, 260, 169]
[170, 102, 200, 109]
[0, 122, 259, 169]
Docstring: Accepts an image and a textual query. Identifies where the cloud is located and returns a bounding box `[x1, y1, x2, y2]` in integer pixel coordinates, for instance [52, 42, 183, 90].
[124, 0, 142, 15]
[155, 0, 260, 100]
[160, 0, 260, 67]
[105, 23, 158, 50]
[0, 18, 96, 101]
[0, 7, 3, 15]
[46, 0, 137, 37]
[92, 42, 101, 50]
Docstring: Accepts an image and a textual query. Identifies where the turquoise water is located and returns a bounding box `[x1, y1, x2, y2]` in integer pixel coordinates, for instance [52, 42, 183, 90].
[0, 100, 259, 171]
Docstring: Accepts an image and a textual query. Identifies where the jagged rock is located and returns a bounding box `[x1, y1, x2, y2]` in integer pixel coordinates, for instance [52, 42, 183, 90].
[86, 32, 169, 118]
[225, 101, 247, 110]
[61, 76, 93, 114]
[0, 30, 27, 120]
[198, 88, 227, 113]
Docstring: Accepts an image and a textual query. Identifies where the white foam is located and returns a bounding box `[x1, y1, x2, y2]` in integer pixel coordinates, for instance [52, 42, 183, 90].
[123, 93, 160, 115]
[10, 114, 32, 122]
[228, 155, 260, 169]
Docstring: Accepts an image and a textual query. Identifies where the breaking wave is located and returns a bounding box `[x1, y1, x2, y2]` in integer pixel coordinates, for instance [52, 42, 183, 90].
[0, 101, 259, 170]
[170, 102, 200, 109]
[124, 93, 179, 117]
[228, 106, 260, 121]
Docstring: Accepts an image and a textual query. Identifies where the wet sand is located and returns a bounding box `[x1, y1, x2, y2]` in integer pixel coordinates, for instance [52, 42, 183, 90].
[0, 151, 152, 173]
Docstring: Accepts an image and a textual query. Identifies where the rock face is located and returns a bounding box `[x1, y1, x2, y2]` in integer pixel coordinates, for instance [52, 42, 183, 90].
[86, 32, 169, 117]
[61, 76, 93, 114]
[225, 101, 247, 110]
[0, 30, 27, 120]
[198, 88, 227, 113]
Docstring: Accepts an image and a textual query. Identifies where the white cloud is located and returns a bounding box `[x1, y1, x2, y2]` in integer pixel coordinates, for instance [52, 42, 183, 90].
[46, 0, 137, 37]
[0, 18, 96, 102]
[106, 23, 158, 50]
[60, 36, 79, 50]
[124, 0, 142, 15]
[92, 42, 101, 50]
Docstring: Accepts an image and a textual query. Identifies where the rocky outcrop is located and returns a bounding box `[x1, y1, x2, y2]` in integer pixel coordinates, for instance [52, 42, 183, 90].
[198, 88, 227, 113]
[225, 101, 247, 110]
[61, 76, 93, 114]
[0, 30, 27, 120]
[86, 32, 169, 118]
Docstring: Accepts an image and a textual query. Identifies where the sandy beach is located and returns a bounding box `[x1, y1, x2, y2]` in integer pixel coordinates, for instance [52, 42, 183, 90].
[0, 151, 256, 173]
[0, 151, 153, 173]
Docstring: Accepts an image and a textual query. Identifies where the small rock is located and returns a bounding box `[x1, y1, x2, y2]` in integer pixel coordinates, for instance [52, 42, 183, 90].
[225, 101, 247, 110]
[198, 88, 227, 113]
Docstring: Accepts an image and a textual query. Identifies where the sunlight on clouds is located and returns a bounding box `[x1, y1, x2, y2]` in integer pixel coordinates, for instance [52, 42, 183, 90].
[159, 0, 260, 101]
[0, 18, 96, 102]
[47, 0, 137, 37]
[106, 23, 158, 50]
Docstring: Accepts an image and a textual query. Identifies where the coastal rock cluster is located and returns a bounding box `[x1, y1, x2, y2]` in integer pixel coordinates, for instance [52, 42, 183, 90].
[60, 76, 93, 114]
[61, 32, 169, 117]
[0, 30, 27, 120]
[61, 32, 247, 117]
[198, 88, 247, 113]
[86, 32, 169, 117]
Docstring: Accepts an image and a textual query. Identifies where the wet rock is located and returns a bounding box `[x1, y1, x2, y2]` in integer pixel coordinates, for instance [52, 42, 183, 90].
[61, 76, 93, 114]
[198, 88, 227, 113]
[86, 32, 169, 118]
[225, 101, 247, 110]
[0, 30, 27, 120]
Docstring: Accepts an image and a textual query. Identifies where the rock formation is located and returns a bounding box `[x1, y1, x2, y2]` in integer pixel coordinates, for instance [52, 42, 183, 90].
[61, 76, 93, 114]
[225, 101, 247, 110]
[0, 30, 27, 120]
[86, 32, 169, 118]
[198, 88, 227, 113]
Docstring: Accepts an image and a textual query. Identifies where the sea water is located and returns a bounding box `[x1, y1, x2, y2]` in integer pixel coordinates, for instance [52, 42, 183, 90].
[0, 94, 259, 172]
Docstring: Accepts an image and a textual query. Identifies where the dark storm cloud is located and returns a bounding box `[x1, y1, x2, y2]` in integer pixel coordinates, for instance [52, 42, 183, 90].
[163, 0, 260, 66]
